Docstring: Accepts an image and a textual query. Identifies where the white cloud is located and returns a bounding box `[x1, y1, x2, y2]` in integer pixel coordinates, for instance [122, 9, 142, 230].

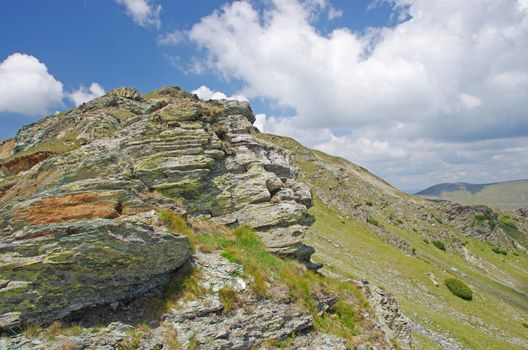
[188, 0, 528, 189]
[192, 85, 249, 102]
[0, 53, 106, 116]
[254, 113, 267, 132]
[116, 0, 161, 29]
[158, 30, 184, 45]
[68, 83, 106, 106]
[459, 93, 482, 110]
[0, 53, 64, 115]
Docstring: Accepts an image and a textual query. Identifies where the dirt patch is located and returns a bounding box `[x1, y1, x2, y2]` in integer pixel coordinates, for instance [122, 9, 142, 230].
[0, 151, 54, 176]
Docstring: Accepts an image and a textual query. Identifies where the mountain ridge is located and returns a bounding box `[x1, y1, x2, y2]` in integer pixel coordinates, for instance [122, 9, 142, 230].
[0, 86, 527, 350]
[416, 179, 528, 209]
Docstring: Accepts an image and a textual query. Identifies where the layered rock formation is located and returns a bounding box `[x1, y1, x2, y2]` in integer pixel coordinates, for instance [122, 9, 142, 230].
[0, 86, 316, 329]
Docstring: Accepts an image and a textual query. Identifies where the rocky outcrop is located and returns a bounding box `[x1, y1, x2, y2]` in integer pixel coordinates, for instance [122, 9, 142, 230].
[0, 139, 15, 160]
[2, 252, 317, 350]
[0, 211, 191, 329]
[0, 86, 316, 329]
[355, 281, 412, 350]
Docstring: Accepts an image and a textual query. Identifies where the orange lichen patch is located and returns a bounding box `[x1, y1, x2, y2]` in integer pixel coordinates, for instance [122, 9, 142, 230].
[0, 151, 54, 176]
[121, 205, 151, 216]
[0, 168, 63, 206]
[0, 139, 15, 160]
[12, 192, 123, 226]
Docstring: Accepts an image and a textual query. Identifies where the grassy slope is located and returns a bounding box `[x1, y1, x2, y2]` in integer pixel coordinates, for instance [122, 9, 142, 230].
[255, 132, 528, 350]
[417, 180, 528, 209]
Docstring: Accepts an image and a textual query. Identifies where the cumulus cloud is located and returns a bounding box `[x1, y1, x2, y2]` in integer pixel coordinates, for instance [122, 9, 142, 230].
[187, 0, 528, 189]
[0, 53, 64, 115]
[0, 53, 106, 116]
[116, 0, 161, 28]
[192, 85, 249, 102]
[68, 83, 106, 106]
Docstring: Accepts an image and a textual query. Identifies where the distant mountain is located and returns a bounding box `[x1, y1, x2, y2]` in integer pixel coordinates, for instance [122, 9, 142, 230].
[416, 179, 528, 209]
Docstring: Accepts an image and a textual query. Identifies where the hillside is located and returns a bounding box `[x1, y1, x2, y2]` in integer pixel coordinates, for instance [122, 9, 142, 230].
[416, 180, 528, 209]
[256, 133, 528, 350]
[0, 86, 527, 350]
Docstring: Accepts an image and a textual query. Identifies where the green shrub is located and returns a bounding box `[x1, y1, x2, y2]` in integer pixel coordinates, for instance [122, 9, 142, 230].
[367, 217, 380, 227]
[491, 246, 507, 256]
[445, 278, 472, 301]
[432, 240, 446, 251]
[474, 211, 496, 229]
[365, 201, 373, 207]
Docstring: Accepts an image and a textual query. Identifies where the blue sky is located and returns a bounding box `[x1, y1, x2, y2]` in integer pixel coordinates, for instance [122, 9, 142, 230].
[1, 0, 527, 190]
[0, 0, 393, 120]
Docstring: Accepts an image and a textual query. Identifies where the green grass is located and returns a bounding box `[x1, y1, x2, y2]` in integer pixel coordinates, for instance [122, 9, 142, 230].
[158, 210, 197, 250]
[3, 133, 80, 162]
[254, 131, 528, 349]
[157, 214, 369, 346]
[305, 198, 528, 350]
[117, 324, 150, 350]
[499, 215, 528, 247]
[193, 225, 366, 346]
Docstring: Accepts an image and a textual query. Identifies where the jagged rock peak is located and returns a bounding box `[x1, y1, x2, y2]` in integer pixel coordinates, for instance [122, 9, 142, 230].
[111, 86, 142, 100]
[0, 85, 317, 329]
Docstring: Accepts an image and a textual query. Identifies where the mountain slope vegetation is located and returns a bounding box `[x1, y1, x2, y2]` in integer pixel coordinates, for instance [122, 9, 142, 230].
[255, 132, 528, 350]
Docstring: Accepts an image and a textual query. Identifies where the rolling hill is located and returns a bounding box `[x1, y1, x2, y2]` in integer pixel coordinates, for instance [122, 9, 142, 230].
[416, 180, 528, 209]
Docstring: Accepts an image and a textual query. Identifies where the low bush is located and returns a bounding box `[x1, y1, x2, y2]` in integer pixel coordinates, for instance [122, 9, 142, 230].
[432, 240, 446, 251]
[491, 246, 508, 255]
[445, 278, 472, 301]
[367, 217, 380, 227]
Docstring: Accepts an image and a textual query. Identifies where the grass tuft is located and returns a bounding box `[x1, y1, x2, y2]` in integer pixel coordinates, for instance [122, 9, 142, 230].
[158, 210, 197, 249]
[218, 285, 239, 313]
